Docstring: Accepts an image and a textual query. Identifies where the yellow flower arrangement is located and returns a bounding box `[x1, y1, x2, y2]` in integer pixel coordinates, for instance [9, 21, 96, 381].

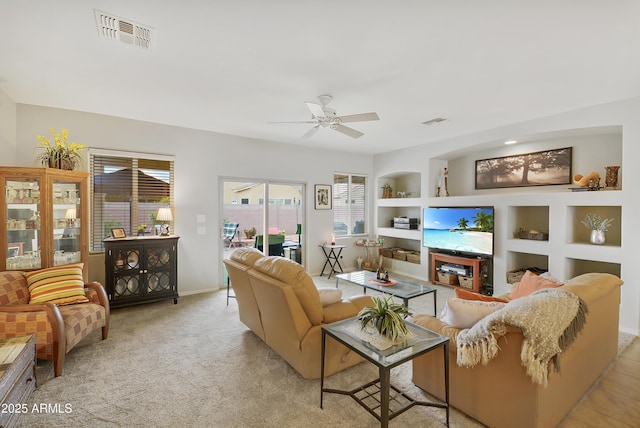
[35, 128, 86, 170]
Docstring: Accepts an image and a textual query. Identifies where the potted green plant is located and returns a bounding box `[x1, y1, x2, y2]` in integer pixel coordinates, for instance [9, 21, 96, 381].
[381, 183, 393, 199]
[35, 128, 86, 170]
[244, 227, 256, 239]
[358, 296, 412, 341]
[581, 213, 614, 245]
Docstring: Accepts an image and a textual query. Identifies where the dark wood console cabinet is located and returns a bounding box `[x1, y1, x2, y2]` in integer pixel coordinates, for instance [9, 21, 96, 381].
[104, 236, 179, 308]
[430, 252, 486, 293]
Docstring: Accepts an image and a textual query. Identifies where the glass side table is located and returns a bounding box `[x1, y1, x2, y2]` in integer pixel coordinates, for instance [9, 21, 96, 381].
[320, 317, 449, 427]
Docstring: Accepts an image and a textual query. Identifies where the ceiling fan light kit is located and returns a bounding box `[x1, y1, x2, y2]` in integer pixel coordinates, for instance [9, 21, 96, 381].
[272, 95, 379, 139]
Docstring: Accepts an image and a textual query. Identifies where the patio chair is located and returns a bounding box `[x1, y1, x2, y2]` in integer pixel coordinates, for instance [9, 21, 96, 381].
[223, 222, 240, 248]
[254, 234, 285, 256]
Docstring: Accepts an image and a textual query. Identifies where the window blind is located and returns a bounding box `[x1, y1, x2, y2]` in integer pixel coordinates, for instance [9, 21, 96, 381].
[90, 152, 174, 251]
[333, 173, 367, 236]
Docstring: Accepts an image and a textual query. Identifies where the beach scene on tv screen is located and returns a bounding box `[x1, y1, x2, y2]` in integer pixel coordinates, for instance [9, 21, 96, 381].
[423, 207, 493, 255]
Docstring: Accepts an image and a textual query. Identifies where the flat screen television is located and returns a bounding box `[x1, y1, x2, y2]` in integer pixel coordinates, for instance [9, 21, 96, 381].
[422, 206, 494, 256]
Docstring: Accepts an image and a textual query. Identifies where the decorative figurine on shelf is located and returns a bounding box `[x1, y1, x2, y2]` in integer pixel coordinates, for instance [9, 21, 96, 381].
[436, 167, 450, 197]
[573, 171, 601, 189]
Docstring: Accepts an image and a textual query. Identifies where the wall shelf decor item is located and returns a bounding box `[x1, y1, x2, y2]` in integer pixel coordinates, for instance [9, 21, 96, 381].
[111, 228, 126, 239]
[315, 184, 332, 210]
[475, 147, 572, 190]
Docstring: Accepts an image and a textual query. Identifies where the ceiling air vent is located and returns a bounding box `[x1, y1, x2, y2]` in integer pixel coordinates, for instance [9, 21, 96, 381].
[94, 10, 153, 50]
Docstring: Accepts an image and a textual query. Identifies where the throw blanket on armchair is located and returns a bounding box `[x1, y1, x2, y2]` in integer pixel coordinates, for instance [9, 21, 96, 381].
[456, 288, 588, 386]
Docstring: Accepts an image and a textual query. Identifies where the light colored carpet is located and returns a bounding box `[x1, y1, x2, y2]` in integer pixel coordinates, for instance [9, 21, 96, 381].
[17, 274, 635, 428]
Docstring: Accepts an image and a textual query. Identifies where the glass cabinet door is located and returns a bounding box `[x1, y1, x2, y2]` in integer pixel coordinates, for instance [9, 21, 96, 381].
[5, 178, 42, 269]
[52, 180, 82, 266]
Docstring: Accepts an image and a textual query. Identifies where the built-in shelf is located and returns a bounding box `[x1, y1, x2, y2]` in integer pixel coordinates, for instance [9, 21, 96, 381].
[378, 172, 421, 199]
[376, 127, 626, 293]
[375, 171, 424, 278]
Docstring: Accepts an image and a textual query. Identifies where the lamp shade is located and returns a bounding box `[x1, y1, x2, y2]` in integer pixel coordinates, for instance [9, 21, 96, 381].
[295, 224, 302, 235]
[65, 208, 77, 219]
[156, 208, 173, 222]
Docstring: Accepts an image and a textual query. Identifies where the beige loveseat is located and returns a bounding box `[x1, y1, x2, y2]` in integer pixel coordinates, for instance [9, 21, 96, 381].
[224, 247, 374, 379]
[411, 273, 623, 428]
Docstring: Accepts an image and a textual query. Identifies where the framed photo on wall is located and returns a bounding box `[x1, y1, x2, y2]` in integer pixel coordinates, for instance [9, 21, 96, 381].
[111, 228, 127, 239]
[475, 147, 572, 190]
[314, 184, 332, 210]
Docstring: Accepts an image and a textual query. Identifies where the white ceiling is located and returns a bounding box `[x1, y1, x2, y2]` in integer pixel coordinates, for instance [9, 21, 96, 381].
[2, 1, 640, 155]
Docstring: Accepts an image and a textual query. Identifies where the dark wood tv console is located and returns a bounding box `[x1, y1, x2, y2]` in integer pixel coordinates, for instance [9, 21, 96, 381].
[431, 252, 485, 293]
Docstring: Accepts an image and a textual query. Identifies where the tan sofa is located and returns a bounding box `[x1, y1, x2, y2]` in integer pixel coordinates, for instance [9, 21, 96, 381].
[411, 273, 623, 428]
[224, 247, 374, 379]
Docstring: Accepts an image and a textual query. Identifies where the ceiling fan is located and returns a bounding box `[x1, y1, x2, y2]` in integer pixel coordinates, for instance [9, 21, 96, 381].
[271, 95, 379, 139]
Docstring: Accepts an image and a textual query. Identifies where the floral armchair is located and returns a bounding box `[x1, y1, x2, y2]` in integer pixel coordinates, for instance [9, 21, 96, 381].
[0, 265, 109, 377]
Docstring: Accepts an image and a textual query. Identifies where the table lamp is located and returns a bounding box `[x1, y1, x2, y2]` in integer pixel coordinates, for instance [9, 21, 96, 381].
[65, 208, 77, 227]
[156, 207, 173, 236]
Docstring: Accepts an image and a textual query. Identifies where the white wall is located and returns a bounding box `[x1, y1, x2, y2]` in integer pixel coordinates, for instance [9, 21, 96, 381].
[374, 96, 640, 335]
[0, 88, 16, 163]
[13, 104, 373, 294]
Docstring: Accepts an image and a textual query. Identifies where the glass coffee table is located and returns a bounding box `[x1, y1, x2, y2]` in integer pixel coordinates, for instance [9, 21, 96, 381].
[320, 317, 450, 427]
[336, 270, 437, 315]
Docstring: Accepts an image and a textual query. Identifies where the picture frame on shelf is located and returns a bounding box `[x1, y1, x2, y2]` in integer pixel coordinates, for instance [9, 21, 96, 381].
[314, 184, 332, 210]
[111, 228, 127, 239]
[475, 147, 572, 190]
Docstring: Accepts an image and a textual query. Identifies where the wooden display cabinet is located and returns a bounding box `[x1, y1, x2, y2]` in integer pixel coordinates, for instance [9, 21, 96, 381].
[104, 236, 179, 308]
[0, 167, 88, 278]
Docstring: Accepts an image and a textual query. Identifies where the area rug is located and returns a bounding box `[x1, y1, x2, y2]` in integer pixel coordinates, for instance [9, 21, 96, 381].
[18, 275, 635, 428]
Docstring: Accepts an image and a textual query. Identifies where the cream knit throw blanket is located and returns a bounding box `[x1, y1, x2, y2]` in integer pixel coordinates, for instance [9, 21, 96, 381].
[456, 288, 588, 387]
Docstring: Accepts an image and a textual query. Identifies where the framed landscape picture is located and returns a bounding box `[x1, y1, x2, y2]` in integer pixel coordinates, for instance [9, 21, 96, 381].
[475, 147, 572, 190]
[314, 184, 332, 210]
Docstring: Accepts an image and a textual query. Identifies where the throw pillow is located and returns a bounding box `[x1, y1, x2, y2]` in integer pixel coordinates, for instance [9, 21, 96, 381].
[455, 288, 509, 303]
[317, 288, 343, 307]
[509, 270, 562, 300]
[439, 298, 506, 329]
[25, 263, 89, 305]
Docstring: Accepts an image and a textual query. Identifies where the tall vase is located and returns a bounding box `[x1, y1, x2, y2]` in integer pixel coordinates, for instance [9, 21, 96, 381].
[590, 229, 606, 245]
[605, 166, 620, 188]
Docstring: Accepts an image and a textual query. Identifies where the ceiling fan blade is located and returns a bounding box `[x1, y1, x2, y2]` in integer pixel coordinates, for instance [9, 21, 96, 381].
[268, 120, 317, 124]
[302, 125, 320, 138]
[305, 102, 327, 119]
[337, 112, 380, 123]
[333, 124, 364, 139]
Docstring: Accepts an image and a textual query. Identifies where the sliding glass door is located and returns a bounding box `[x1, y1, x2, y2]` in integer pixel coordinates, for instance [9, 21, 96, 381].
[222, 179, 304, 262]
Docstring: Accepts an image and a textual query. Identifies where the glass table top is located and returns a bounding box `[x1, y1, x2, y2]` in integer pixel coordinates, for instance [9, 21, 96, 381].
[323, 317, 448, 368]
[336, 270, 436, 300]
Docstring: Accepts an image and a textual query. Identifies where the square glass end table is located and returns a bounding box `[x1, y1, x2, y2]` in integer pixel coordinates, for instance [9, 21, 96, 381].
[321, 317, 449, 427]
[336, 270, 437, 315]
